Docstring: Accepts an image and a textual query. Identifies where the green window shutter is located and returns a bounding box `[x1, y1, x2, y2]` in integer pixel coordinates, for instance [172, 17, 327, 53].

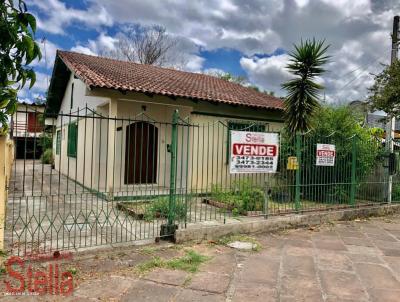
[56, 130, 61, 155]
[67, 123, 78, 157]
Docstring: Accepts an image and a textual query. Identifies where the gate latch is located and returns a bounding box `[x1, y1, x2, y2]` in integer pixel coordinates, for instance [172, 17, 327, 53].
[167, 144, 171, 153]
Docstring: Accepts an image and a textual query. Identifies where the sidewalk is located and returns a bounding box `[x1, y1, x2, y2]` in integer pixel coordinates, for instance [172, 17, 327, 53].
[1, 215, 400, 301]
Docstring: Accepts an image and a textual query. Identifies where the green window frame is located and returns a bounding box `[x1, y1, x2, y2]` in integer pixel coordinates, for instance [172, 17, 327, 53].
[226, 121, 266, 164]
[67, 123, 78, 158]
[56, 130, 61, 155]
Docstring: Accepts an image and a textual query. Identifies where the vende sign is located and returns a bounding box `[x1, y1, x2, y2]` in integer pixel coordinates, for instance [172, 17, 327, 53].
[316, 144, 335, 166]
[230, 131, 279, 174]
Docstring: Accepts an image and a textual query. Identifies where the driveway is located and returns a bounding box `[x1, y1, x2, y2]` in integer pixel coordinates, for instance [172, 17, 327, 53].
[1, 214, 400, 301]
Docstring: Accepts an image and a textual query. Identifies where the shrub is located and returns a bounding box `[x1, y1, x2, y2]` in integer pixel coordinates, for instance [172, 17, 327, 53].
[280, 106, 384, 203]
[144, 196, 187, 221]
[41, 148, 54, 165]
[211, 180, 265, 214]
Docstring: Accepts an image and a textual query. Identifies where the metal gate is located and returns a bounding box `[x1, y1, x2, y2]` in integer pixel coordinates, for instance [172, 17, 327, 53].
[6, 107, 391, 255]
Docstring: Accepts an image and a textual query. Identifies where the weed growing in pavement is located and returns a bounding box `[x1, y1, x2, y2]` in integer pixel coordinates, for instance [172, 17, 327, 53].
[135, 250, 210, 275]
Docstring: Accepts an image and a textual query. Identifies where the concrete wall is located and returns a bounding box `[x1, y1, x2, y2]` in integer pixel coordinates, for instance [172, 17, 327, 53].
[0, 136, 14, 250]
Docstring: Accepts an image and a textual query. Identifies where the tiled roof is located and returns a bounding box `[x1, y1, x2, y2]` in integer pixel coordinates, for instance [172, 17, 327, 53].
[57, 51, 284, 110]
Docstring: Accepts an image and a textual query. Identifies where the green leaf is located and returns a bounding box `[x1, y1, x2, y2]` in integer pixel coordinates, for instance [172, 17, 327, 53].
[25, 13, 36, 32]
[27, 69, 36, 89]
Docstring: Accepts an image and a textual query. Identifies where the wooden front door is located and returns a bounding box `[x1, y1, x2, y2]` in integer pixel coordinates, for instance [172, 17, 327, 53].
[124, 122, 158, 184]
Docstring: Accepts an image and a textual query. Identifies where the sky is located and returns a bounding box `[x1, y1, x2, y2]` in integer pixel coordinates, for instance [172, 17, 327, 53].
[20, 0, 400, 104]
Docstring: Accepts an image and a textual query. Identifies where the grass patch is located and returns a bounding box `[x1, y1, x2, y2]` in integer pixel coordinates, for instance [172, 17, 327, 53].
[166, 250, 210, 273]
[135, 250, 210, 275]
[66, 267, 78, 275]
[218, 234, 262, 252]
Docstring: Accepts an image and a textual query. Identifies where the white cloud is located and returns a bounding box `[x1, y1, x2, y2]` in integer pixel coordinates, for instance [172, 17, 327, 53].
[27, 0, 400, 103]
[17, 72, 50, 101]
[28, 0, 113, 35]
[31, 39, 59, 69]
[240, 54, 292, 95]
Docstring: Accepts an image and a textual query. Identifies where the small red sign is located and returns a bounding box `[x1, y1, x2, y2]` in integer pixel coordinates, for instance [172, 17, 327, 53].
[232, 144, 277, 156]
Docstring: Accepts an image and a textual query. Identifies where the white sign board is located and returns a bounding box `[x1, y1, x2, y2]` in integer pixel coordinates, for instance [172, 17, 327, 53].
[316, 144, 336, 166]
[230, 131, 279, 174]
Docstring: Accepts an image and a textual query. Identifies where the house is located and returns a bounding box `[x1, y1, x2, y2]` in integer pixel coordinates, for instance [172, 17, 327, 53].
[11, 102, 50, 159]
[46, 51, 284, 198]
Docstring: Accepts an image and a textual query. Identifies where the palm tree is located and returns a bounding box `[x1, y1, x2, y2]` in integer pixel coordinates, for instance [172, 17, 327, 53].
[282, 39, 330, 134]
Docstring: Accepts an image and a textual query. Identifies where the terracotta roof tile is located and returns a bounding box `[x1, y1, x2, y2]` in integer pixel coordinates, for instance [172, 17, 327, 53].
[57, 50, 284, 110]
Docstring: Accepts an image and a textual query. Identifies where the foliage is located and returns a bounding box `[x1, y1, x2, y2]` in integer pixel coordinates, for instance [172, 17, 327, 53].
[281, 106, 384, 202]
[38, 132, 52, 150]
[40, 148, 53, 165]
[135, 250, 210, 274]
[282, 39, 330, 134]
[368, 61, 400, 120]
[216, 72, 247, 85]
[144, 196, 187, 221]
[0, 0, 41, 132]
[211, 180, 265, 214]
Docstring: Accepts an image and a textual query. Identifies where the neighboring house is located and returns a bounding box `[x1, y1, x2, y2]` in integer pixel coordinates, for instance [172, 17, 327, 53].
[349, 100, 400, 138]
[46, 51, 284, 197]
[11, 102, 46, 159]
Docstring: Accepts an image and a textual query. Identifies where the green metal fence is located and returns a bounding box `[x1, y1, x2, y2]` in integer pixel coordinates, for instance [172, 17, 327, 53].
[6, 107, 393, 255]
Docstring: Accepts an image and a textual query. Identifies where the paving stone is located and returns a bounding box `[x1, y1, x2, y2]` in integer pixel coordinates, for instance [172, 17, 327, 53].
[237, 257, 280, 286]
[342, 237, 374, 247]
[143, 268, 189, 286]
[319, 270, 368, 300]
[368, 233, 398, 242]
[284, 238, 313, 248]
[346, 253, 384, 264]
[187, 272, 230, 294]
[232, 286, 276, 302]
[120, 280, 178, 302]
[280, 277, 323, 302]
[199, 253, 236, 275]
[368, 289, 400, 302]
[285, 246, 314, 256]
[380, 248, 400, 257]
[283, 255, 316, 277]
[355, 263, 400, 290]
[313, 239, 347, 251]
[337, 230, 366, 238]
[317, 251, 353, 271]
[346, 245, 379, 255]
[173, 289, 225, 302]
[74, 276, 133, 300]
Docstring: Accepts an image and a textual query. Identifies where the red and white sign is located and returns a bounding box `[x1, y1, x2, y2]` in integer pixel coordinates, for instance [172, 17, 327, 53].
[316, 144, 335, 166]
[230, 131, 279, 173]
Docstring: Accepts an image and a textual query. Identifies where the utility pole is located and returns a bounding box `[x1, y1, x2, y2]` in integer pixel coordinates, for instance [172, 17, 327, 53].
[386, 15, 399, 203]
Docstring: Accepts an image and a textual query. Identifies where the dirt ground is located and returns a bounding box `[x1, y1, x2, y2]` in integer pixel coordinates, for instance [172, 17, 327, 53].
[1, 214, 400, 301]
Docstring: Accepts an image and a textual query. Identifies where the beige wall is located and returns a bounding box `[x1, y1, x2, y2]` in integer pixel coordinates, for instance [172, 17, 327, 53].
[0, 136, 14, 249]
[53, 79, 284, 197]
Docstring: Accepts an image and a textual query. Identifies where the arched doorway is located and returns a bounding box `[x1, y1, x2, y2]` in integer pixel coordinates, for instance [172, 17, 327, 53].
[124, 121, 158, 184]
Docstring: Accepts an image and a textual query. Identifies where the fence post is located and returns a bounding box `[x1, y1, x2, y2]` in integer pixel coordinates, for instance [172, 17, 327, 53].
[350, 136, 357, 206]
[0, 135, 9, 251]
[295, 133, 301, 211]
[161, 110, 179, 238]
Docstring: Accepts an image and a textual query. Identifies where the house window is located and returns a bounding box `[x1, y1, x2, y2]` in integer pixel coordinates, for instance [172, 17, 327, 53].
[56, 130, 61, 155]
[226, 121, 266, 164]
[67, 123, 78, 157]
[70, 83, 74, 109]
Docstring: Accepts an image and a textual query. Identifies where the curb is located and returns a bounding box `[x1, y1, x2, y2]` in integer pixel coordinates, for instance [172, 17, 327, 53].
[175, 204, 400, 243]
